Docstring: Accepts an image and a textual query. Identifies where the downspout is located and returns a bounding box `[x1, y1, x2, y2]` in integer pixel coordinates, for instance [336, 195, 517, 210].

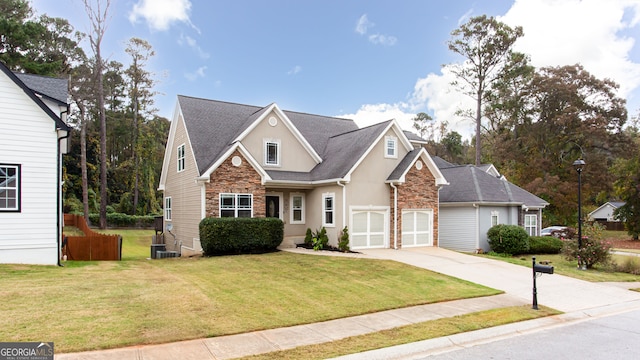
[390, 182, 398, 249]
[56, 110, 70, 267]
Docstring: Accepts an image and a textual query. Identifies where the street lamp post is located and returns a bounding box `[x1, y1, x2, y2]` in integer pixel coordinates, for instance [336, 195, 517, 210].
[573, 159, 586, 269]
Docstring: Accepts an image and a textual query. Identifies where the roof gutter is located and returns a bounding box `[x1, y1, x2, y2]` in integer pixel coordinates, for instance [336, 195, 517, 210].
[337, 181, 346, 233]
[56, 110, 70, 267]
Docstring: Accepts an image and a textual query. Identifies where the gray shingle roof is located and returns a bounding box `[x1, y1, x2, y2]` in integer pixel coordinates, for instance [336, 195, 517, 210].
[387, 148, 421, 181]
[179, 95, 367, 179]
[14, 72, 69, 104]
[439, 164, 548, 207]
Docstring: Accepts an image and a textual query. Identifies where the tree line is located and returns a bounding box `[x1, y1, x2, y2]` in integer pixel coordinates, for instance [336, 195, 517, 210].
[0, 0, 169, 227]
[2, 3, 638, 238]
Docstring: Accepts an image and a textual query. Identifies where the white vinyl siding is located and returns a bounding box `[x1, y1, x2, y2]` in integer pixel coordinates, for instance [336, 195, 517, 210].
[0, 71, 59, 264]
[402, 210, 433, 247]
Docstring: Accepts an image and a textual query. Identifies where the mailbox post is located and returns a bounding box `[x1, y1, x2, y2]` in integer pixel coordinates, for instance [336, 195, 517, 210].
[532, 256, 554, 310]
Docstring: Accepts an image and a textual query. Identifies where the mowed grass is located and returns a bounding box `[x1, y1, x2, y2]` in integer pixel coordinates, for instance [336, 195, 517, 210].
[0, 229, 500, 353]
[481, 253, 640, 282]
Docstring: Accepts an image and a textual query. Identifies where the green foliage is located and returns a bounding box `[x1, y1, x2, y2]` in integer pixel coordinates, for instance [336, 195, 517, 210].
[528, 236, 563, 254]
[612, 155, 640, 240]
[561, 238, 612, 269]
[312, 227, 329, 251]
[304, 228, 313, 246]
[487, 224, 530, 255]
[582, 221, 605, 241]
[338, 227, 350, 252]
[199, 217, 284, 256]
[87, 212, 156, 228]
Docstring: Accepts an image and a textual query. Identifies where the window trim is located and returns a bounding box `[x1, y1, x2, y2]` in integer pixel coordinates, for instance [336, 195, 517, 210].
[385, 136, 397, 159]
[177, 144, 186, 172]
[0, 163, 21, 212]
[219, 193, 253, 218]
[491, 211, 499, 227]
[164, 197, 172, 221]
[524, 214, 538, 236]
[290, 193, 305, 224]
[264, 139, 281, 167]
[322, 192, 335, 227]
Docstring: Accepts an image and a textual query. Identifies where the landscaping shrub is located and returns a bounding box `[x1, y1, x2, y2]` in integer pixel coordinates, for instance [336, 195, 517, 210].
[338, 226, 350, 252]
[312, 227, 329, 251]
[528, 236, 563, 254]
[487, 224, 530, 255]
[200, 217, 283, 255]
[304, 228, 313, 246]
[88, 212, 156, 228]
[612, 256, 640, 275]
[561, 238, 612, 269]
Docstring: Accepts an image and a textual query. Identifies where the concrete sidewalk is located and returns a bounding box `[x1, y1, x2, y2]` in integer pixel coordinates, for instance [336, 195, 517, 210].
[56, 247, 640, 359]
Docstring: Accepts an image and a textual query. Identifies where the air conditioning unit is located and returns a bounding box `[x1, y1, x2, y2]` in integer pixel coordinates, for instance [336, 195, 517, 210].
[156, 250, 179, 259]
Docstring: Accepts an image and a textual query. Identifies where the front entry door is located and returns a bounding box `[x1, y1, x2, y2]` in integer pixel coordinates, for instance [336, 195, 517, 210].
[266, 196, 280, 218]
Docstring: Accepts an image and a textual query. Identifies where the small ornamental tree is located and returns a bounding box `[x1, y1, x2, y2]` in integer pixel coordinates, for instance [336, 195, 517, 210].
[487, 224, 530, 255]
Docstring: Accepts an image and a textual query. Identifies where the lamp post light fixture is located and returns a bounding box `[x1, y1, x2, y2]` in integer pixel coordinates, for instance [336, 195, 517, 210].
[573, 159, 586, 270]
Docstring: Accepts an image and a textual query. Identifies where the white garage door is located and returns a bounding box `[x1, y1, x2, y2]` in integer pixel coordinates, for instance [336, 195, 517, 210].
[402, 210, 433, 247]
[350, 210, 388, 249]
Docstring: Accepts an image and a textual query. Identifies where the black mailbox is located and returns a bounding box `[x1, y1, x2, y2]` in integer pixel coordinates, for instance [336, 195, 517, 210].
[533, 263, 554, 274]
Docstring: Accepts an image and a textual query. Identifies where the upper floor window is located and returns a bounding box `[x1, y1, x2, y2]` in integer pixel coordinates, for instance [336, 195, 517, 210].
[177, 144, 186, 172]
[220, 193, 253, 218]
[385, 136, 397, 158]
[0, 164, 20, 212]
[290, 193, 305, 224]
[264, 139, 280, 166]
[323, 193, 335, 227]
[164, 197, 172, 221]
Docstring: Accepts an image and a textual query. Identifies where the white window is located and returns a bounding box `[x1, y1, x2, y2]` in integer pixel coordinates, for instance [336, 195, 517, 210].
[220, 193, 253, 218]
[0, 164, 20, 212]
[164, 197, 172, 221]
[525, 214, 538, 236]
[264, 139, 280, 166]
[177, 144, 185, 172]
[290, 193, 305, 224]
[385, 136, 397, 158]
[322, 193, 335, 227]
[491, 211, 499, 227]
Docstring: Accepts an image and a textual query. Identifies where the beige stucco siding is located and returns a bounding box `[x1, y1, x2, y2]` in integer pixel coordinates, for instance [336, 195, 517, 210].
[348, 128, 410, 206]
[306, 185, 344, 246]
[163, 114, 202, 254]
[242, 111, 317, 172]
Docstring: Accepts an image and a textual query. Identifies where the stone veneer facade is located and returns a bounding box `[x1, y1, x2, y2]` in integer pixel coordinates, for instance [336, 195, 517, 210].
[205, 150, 266, 217]
[391, 160, 439, 248]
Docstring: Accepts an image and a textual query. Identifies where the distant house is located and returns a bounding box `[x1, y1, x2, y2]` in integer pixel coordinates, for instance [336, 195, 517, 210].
[158, 96, 448, 255]
[0, 62, 70, 265]
[588, 201, 625, 222]
[434, 157, 549, 253]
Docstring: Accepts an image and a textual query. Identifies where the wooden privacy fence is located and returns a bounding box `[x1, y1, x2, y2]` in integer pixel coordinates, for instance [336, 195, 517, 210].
[63, 214, 122, 261]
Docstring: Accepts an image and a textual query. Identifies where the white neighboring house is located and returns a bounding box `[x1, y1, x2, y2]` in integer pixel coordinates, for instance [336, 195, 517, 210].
[588, 201, 625, 222]
[0, 62, 70, 265]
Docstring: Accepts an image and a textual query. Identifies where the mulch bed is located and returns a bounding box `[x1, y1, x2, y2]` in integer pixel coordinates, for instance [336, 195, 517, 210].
[607, 238, 640, 250]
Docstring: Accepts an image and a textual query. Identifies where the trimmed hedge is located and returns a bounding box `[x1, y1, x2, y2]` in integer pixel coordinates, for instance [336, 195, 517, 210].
[487, 224, 530, 255]
[528, 236, 564, 254]
[87, 212, 156, 228]
[200, 217, 284, 256]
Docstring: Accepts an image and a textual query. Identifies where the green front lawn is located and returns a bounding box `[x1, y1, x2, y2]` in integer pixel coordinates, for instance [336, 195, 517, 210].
[0, 229, 501, 353]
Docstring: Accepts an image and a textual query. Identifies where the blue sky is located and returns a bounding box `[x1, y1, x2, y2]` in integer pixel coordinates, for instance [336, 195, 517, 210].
[31, 0, 640, 140]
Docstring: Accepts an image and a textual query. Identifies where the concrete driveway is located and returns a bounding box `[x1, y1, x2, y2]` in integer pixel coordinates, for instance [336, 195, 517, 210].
[360, 247, 640, 313]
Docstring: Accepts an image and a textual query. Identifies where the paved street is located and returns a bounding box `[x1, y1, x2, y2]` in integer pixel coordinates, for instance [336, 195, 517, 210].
[420, 308, 640, 359]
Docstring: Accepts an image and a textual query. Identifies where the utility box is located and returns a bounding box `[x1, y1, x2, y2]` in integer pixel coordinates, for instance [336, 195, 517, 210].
[150, 244, 166, 259]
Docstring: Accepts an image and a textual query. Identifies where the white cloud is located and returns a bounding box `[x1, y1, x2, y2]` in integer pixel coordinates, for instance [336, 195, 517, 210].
[129, 0, 197, 32]
[287, 65, 302, 75]
[178, 33, 210, 59]
[355, 14, 373, 35]
[185, 66, 206, 81]
[348, 0, 640, 141]
[355, 14, 397, 46]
